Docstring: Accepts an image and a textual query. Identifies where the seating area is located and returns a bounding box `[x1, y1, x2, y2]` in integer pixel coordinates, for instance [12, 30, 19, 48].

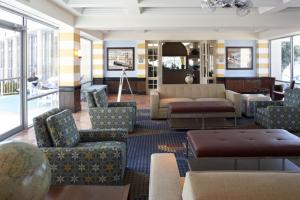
[1, 1, 300, 200]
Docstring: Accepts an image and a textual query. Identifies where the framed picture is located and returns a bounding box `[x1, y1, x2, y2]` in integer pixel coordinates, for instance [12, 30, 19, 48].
[226, 47, 253, 70]
[107, 47, 135, 71]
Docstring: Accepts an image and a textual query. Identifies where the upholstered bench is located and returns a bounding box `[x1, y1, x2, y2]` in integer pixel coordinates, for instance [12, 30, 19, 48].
[168, 101, 236, 129]
[187, 129, 300, 158]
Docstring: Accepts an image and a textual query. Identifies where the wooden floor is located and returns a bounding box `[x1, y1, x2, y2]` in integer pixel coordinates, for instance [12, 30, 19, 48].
[4, 94, 150, 145]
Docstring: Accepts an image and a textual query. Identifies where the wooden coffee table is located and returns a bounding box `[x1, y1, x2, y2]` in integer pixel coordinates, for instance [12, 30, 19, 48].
[168, 101, 236, 129]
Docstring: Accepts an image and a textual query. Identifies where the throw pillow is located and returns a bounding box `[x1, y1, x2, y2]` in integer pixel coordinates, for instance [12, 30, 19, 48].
[85, 90, 96, 108]
[46, 109, 80, 147]
[93, 89, 108, 107]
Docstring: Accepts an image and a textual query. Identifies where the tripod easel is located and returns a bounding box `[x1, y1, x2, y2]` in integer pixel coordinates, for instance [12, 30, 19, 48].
[117, 67, 134, 102]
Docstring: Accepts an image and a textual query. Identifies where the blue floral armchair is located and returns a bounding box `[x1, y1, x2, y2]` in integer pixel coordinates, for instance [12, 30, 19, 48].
[86, 89, 136, 132]
[33, 108, 127, 185]
[254, 89, 300, 131]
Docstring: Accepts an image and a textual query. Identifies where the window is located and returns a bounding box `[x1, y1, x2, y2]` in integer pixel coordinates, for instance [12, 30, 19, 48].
[80, 37, 92, 85]
[271, 37, 292, 82]
[293, 35, 300, 84]
[147, 42, 159, 90]
[27, 19, 59, 125]
[0, 8, 23, 25]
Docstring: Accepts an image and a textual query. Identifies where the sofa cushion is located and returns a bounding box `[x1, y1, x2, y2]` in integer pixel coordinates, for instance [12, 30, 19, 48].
[93, 89, 108, 107]
[160, 98, 194, 108]
[158, 84, 226, 99]
[283, 89, 300, 107]
[85, 90, 97, 108]
[182, 172, 300, 200]
[46, 109, 80, 147]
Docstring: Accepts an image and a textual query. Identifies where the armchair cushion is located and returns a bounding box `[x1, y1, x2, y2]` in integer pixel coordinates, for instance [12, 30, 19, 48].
[79, 129, 128, 143]
[93, 89, 108, 107]
[85, 90, 97, 108]
[108, 101, 136, 108]
[46, 110, 80, 147]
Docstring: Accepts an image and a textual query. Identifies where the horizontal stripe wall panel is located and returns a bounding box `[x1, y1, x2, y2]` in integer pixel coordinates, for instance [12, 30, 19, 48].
[137, 40, 146, 78]
[59, 29, 81, 87]
[93, 40, 104, 78]
[216, 40, 225, 77]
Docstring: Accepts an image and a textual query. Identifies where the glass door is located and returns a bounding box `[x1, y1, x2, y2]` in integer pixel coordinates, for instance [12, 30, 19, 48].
[0, 27, 23, 140]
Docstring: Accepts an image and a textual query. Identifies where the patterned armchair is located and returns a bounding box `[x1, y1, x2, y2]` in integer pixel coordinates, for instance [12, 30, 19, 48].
[86, 89, 136, 132]
[254, 89, 300, 131]
[33, 108, 127, 185]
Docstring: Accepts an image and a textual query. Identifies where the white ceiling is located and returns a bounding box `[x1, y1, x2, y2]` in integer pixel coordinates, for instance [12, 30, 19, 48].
[50, 0, 300, 39]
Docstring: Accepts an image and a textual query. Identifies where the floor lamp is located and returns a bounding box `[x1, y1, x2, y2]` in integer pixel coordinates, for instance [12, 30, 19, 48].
[117, 67, 134, 102]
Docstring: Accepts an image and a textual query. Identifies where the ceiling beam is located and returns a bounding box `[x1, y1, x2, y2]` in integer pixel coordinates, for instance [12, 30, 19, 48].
[75, 14, 300, 30]
[139, 0, 284, 8]
[259, 0, 298, 14]
[51, 0, 81, 16]
[123, 0, 141, 14]
[67, 0, 122, 8]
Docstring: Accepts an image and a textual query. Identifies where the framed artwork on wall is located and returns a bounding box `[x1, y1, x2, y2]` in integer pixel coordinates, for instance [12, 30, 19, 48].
[226, 47, 253, 70]
[107, 47, 135, 71]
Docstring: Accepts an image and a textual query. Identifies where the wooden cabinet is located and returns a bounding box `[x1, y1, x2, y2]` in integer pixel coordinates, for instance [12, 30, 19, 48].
[217, 77, 275, 95]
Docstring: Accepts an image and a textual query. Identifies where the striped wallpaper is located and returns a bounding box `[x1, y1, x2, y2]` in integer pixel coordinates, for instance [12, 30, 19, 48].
[59, 29, 81, 87]
[215, 40, 225, 77]
[137, 40, 146, 78]
[256, 40, 270, 77]
[93, 40, 104, 78]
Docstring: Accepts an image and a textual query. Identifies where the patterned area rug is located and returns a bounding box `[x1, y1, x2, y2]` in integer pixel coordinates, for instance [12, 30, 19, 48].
[125, 109, 259, 200]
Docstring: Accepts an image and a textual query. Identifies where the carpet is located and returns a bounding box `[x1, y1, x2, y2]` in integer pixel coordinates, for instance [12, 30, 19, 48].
[125, 109, 259, 200]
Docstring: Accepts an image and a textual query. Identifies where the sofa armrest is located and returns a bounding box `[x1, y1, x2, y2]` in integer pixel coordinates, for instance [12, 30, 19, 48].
[149, 153, 182, 200]
[79, 129, 128, 142]
[150, 91, 160, 119]
[225, 90, 241, 117]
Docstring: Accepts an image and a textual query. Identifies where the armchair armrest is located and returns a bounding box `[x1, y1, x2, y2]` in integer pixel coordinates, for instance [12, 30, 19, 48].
[79, 129, 128, 143]
[267, 106, 300, 113]
[225, 90, 241, 117]
[150, 91, 160, 119]
[255, 101, 284, 108]
[89, 107, 134, 131]
[254, 101, 283, 115]
[108, 101, 136, 108]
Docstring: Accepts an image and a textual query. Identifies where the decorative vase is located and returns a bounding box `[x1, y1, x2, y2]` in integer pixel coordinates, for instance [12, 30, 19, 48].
[185, 74, 194, 84]
[0, 142, 51, 200]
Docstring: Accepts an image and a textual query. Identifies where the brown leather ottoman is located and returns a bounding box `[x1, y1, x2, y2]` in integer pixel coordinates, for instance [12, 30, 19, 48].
[168, 101, 236, 129]
[187, 129, 300, 157]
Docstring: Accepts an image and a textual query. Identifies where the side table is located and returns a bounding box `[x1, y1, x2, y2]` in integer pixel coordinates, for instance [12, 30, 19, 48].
[241, 94, 271, 117]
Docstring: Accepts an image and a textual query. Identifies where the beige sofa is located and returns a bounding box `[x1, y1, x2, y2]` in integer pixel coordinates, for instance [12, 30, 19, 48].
[149, 153, 300, 200]
[150, 84, 241, 119]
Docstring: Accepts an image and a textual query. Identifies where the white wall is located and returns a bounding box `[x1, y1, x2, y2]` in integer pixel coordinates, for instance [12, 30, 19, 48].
[224, 40, 257, 77]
